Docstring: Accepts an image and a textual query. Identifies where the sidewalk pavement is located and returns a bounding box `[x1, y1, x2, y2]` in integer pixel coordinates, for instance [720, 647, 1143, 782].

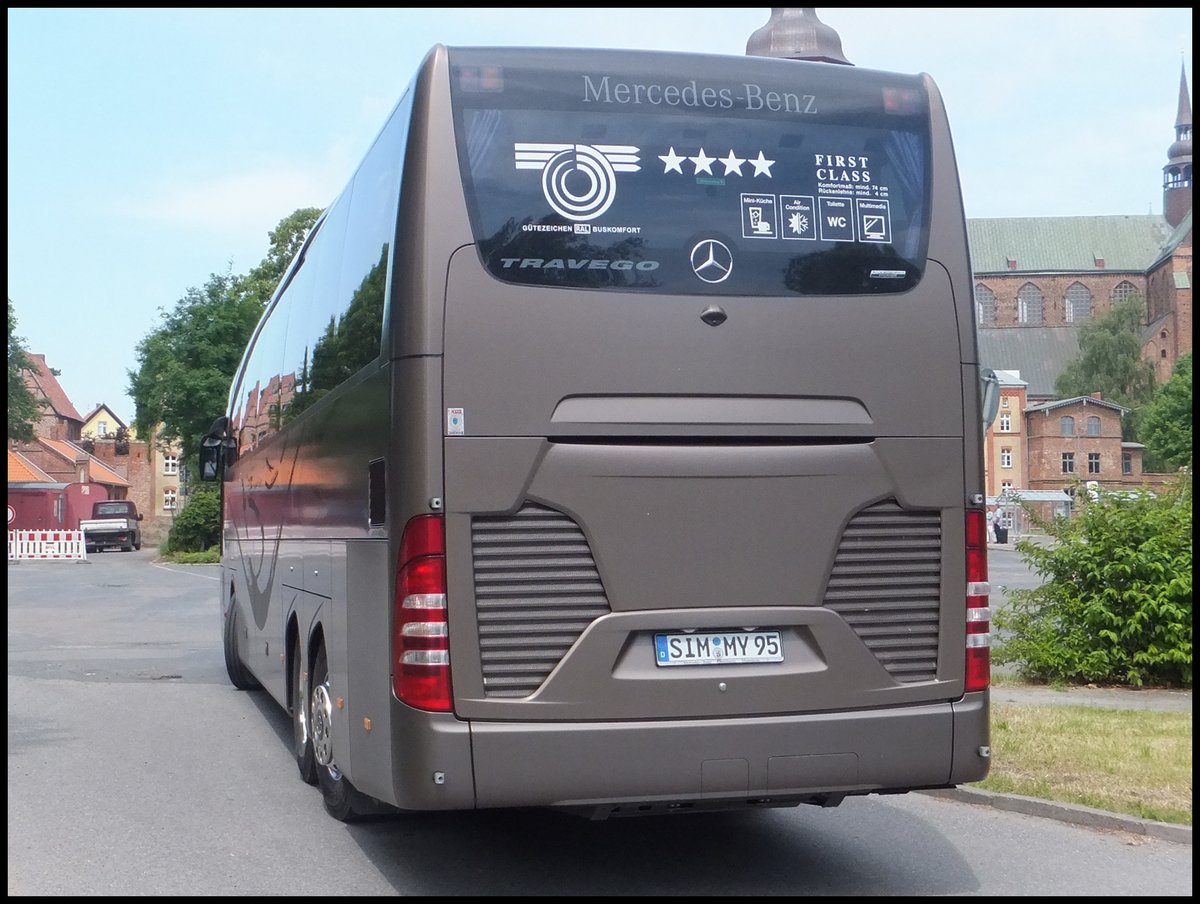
[991, 681, 1192, 713]
[988, 534, 1051, 550]
[921, 680, 1192, 845]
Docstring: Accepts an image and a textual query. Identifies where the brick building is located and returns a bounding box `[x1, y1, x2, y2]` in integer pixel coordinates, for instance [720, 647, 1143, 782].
[14, 437, 132, 497]
[20, 353, 84, 442]
[973, 213, 1191, 383]
[86, 435, 153, 523]
[1024, 394, 1143, 493]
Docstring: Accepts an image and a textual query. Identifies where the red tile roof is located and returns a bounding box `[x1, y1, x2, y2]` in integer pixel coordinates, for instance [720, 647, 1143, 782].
[24, 354, 84, 423]
[38, 439, 131, 488]
[85, 457, 131, 488]
[7, 449, 56, 483]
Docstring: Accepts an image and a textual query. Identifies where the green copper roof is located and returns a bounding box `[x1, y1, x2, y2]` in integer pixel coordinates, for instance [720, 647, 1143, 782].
[967, 215, 1174, 274]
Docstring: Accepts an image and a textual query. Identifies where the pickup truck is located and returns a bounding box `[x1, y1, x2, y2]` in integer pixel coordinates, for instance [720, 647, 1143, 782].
[80, 500, 143, 553]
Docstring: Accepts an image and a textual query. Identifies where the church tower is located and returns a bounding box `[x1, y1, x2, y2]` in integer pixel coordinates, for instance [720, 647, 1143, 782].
[1163, 63, 1192, 229]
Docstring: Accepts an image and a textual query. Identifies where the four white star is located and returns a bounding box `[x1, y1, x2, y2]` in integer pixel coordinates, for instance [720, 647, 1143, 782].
[659, 148, 775, 178]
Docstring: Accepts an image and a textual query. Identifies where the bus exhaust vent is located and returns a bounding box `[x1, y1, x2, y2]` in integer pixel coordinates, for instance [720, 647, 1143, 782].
[822, 501, 942, 683]
[471, 503, 611, 698]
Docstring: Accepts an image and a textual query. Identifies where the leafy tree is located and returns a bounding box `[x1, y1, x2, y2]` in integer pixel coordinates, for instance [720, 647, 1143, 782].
[1054, 297, 1157, 442]
[8, 298, 45, 441]
[238, 207, 322, 308]
[128, 269, 261, 466]
[127, 208, 322, 465]
[1140, 353, 1192, 471]
[994, 475, 1192, 687]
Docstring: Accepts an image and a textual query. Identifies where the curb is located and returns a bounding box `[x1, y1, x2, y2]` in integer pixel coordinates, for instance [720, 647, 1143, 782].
[921, 787, 1192, 845]
[7, 557, 92, 564]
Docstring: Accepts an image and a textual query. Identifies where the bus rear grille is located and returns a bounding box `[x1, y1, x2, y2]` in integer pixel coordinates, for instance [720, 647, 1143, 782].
[471, 503, 611, 698]
[822, 501, 942, 683]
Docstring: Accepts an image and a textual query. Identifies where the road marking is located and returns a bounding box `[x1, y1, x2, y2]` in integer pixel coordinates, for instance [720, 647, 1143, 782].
[150, 562, 220, 581]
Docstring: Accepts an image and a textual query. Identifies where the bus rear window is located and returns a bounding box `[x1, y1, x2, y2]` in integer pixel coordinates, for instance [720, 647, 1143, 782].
[450, 49, 933, 296]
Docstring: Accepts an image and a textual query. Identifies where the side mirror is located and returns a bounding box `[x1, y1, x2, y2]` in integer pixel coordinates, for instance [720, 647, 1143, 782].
[200, 440, 222, 481]
[200, 415, 230, 482]
[979, 367, 1001, 430]
[137, 513, 144, 521]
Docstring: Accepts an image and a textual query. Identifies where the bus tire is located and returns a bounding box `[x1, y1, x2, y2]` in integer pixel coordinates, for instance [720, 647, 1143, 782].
[292, 647, 317, 785]
[311, 643, 372, 822]
[223, 597, 261, 691]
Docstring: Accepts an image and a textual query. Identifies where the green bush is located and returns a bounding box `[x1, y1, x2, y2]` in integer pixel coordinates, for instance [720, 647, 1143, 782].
[165, 485, 221, 553]
[995, 475, 1192, 687]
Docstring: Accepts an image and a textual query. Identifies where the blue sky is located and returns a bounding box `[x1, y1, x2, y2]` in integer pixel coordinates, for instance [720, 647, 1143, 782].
[7, 8, 1193, 423]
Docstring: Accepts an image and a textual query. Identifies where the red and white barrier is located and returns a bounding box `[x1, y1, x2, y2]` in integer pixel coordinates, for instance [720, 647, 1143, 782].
[7, 530, 88, 560]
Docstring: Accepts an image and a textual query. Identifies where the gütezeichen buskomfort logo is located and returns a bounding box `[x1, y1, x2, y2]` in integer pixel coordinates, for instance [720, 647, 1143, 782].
[514, 143, 641, 221]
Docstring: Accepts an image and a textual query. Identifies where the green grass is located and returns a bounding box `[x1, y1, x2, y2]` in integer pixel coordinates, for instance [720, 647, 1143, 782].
[975, 702, 1193, 825]
[160, 547, 221, 564]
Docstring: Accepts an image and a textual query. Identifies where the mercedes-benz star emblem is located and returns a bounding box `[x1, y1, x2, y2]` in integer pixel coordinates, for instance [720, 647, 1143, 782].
[690, 239, 733, 284]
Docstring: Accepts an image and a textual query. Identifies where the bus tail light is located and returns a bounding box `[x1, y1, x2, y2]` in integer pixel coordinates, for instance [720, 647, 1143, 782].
[393, 514, 452, 712]
[965, 509, 991, 693]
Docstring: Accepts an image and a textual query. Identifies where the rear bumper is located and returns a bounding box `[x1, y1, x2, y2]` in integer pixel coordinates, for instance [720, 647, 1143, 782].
[472, 696, 988, 806]
[84, 533, 135, 549]
[378, 692, 988, 813]
[464, 693, 988, 812]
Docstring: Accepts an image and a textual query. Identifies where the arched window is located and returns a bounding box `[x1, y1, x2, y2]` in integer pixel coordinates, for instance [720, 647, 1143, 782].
[1087, 416, 1100, 436]
[974, 283, 997, 326]
[1164, 166, 1191, 190]
[1060, 415, 1075, 436]
[1110, 281, 1138, 303]
[1110, 281, 1144, 319]
[1017, 283, 1043, 324]
[1065, 282, 1092, 323]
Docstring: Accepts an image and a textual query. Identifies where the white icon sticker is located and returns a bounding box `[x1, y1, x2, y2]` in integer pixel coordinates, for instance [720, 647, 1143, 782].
[818, 197, 855, 242]
[447, 408, 465, 436]
[740, 194, 778, 239]
[780, 195, 817, 240]
[855, 198, 892, 243]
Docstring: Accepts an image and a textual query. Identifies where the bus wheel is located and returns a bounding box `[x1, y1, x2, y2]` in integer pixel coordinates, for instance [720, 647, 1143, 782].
[292, 648, 317, 785]
[310, 643, 372, 822]
[222, 596, 261, 691]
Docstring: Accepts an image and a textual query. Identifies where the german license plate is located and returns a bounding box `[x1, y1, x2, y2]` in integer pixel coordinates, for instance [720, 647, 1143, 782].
[654, 630, 783, 666]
